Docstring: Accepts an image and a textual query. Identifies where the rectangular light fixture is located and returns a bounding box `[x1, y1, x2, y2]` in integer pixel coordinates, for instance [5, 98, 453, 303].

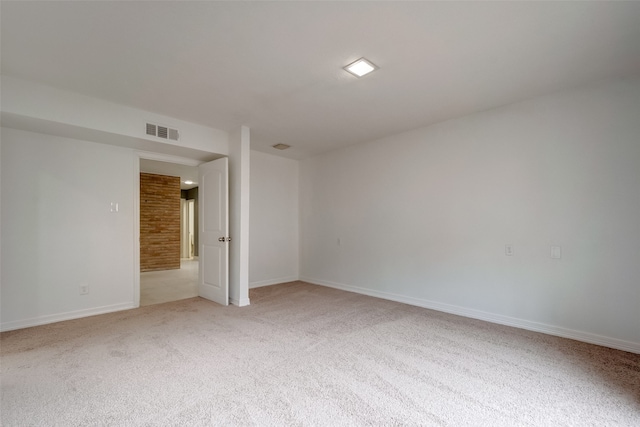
[344, 57, 378, 77]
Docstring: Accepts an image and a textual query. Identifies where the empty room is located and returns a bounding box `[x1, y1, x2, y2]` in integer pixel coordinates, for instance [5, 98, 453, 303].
[1, 1, 639, 425]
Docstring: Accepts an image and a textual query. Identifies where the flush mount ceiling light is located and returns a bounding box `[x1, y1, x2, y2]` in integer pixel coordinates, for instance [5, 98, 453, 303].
[343, 57, 378, 77]
[184, 180, 194, 185]
[272, 144, 291, 150]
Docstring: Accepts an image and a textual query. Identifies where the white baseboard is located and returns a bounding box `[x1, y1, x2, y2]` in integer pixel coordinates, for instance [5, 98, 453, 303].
[230, 297, 251, 307]
[300, 277, 640, 354]
[0, 302, 136, 332]
[250, 276, 299, 289]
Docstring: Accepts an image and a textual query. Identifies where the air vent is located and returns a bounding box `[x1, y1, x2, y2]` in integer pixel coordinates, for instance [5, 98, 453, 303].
[145, 123, 180, 141]
[157, 126, 168, 139]
[146, 123, 156, 136]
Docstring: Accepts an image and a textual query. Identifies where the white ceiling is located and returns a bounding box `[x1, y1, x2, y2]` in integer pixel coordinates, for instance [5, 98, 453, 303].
[2, 1, 640, 160]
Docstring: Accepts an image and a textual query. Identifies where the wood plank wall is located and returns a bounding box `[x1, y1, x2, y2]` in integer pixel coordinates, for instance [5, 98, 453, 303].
[140, 173, 181, 271]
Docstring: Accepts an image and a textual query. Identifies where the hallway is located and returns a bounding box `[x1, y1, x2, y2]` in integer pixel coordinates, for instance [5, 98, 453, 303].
[140, 259, 198, 306]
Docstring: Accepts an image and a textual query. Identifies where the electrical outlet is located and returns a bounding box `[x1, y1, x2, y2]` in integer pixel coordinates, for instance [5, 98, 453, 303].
[79, 284, 89, 295]
[505, 244, 514, 256]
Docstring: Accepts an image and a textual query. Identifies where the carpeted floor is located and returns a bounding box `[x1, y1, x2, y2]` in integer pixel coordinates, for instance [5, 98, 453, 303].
[1, 282, 639, 426]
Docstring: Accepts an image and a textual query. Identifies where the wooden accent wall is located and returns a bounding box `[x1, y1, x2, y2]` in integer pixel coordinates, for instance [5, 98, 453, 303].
[140, 173, 181, 271]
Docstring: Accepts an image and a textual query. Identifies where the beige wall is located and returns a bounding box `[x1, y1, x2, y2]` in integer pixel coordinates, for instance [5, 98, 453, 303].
[140, 173, 180, 272]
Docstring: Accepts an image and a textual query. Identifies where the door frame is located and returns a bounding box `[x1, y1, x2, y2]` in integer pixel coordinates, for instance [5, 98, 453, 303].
[180, 198, 195, 259]
[188, 199, 195, 258]
[134, 151, 202, 307]
[180, 198, 188, 258]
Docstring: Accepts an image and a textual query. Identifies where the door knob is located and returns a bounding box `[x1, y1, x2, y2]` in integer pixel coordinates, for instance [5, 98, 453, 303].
[218, 237, 232, 242]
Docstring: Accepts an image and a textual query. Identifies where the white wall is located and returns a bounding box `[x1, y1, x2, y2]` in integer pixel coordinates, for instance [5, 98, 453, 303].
[1, 75, 251, 319]
[0, 136, 3, 312]
[1, 128, 137, 330]
[1, 75, 229, 156]
[228, 126, 251, 306]
[249, 150, 299, 288]
[299, 76, 640, 353]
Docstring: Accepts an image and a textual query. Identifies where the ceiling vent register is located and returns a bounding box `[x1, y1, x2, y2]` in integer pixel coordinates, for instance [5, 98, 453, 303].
[146, 123, 179, 141]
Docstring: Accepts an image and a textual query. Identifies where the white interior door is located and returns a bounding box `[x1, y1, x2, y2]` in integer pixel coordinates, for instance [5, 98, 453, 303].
[198, 157, 229, 305]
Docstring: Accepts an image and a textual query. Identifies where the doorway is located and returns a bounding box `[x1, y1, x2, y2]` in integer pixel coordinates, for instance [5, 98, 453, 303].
[139, 158, 200, 306]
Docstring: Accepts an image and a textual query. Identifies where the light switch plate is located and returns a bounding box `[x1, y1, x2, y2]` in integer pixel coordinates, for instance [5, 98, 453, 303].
[551, 245, 562, 259]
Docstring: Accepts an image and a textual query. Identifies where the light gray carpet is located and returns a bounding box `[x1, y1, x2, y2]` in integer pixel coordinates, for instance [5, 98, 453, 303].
[1, 282, 639, 426]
